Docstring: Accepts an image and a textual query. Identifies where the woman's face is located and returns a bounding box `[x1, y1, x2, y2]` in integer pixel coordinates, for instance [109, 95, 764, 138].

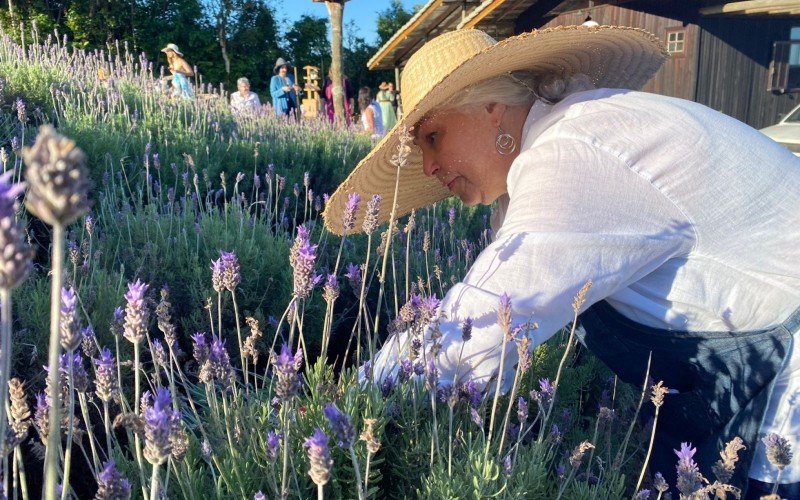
[414, 105, 512, 206]
[279, 66, 288, 76]
[238, 82, 249, 95]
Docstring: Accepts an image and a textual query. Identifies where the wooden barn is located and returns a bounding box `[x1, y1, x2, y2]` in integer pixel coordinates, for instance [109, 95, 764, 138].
[369, 0, 800, 129]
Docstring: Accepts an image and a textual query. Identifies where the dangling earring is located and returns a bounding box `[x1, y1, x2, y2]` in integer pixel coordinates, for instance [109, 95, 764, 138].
[495, 126, 516, 155]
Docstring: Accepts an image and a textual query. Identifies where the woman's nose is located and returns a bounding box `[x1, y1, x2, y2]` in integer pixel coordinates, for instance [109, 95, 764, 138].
[422, 154, 439, 178]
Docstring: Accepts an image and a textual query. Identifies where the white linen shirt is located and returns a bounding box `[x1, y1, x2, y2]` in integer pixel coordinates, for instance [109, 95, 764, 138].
[230, 90, 261, 113]
[371, 88, 800, 482]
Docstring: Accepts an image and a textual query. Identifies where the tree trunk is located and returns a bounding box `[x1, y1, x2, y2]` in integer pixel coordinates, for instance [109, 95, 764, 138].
[218, 22, 231, 75]
[326, 1, 345, 125]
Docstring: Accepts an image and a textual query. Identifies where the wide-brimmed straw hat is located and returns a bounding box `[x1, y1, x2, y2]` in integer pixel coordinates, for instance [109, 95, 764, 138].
[160, 43, 183, 57]
[322, 25, 668, 235]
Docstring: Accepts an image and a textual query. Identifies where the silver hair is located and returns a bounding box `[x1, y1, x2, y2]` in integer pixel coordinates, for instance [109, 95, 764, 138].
[237, 77, 250, 87]
[440, 71, 595, 111]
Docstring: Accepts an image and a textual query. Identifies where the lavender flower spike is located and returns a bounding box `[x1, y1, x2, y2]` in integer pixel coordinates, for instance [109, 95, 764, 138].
[763, 432, 793, 471]
[304, 428, 333, 486]
[342, 192, 361, 233]
[674, 442, 703, 496]
[362, 194, 381, 234]
[292, 241, 318, 299]
[59, 287, 82, 351]
[143, 387, 173, 465]
[270, 344, 303, 401]
[94, 348, 118, 403]
[323, 403, 356, 449]
[95, 460, 132, 500]
[123, 280, 150, 344]
[219, 251, 241, 291]
[0, 171, 33, 290]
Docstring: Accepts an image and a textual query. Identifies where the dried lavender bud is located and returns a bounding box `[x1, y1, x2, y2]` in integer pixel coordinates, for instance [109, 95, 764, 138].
[323, 403, 356, 449]
[34, 392, 50, 443]
[7, 378, 30, 447]
[243, 317, 263, 364]
[59, 287, 82, 351]
[342, 192, 360, 233]
[143, 387, 173, 465]
[151, 339, 168, 368]
[712, 436, 745, 484]
[23, 125, 91, 226]
[448, 207, 456, 228]
[763, 432, 793, 471]
[422, 230, 430, 252]
[674, 442, 703, 496]
[304, 428, 333, 486]
[0, 172, 34, 290]
[572, 280, 593, 313]
[404, 209, 416, 234]
[94, 460, 131, 500]
[81, 326, 98, 358]
[122, 280, 149, 344]
[633, 489, 650, 500]
[568, 441, 595, 468]
[362, 194, 381, 234]
[94, 348, 118, 403]
[425, 358, 438, 392]
[270, 344, 302, 401]
[651, 381, 668, 408]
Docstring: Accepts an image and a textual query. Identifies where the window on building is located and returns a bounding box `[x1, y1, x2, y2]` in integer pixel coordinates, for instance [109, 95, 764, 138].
[768, 27, 800, 93]
[667, 30, 685, 54]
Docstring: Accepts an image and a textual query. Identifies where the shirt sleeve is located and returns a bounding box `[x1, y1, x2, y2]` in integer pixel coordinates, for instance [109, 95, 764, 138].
[270, 76, 286, 98]
[371, 138, 695, 390]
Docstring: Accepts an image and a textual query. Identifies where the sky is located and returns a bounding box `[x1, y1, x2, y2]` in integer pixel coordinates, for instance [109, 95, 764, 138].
[274, 0, 421, 46]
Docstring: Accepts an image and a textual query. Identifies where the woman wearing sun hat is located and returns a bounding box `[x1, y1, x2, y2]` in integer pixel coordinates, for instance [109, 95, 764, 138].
[160, 43, 195, 100]
[323, 26, 800, 497]
[270, 57, 302, 119]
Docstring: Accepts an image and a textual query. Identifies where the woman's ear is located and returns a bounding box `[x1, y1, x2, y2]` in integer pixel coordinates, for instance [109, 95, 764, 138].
[485, 103, 508, 127]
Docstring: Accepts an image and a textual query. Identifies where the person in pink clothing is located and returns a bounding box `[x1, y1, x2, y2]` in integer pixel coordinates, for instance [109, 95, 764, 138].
[323, 70, 354, 125]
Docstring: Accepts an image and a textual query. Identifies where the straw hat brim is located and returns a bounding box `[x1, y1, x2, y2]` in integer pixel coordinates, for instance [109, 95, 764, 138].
[322, 25, 668, 235]
[161, 46, 183, 57]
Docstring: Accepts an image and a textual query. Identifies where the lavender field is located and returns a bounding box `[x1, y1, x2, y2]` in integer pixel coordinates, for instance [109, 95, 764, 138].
[0, 27, 792, 500]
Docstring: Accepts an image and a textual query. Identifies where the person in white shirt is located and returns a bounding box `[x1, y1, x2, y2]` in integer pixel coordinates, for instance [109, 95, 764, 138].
[322, 26, 800, 498]
[230, 77, 261, 114]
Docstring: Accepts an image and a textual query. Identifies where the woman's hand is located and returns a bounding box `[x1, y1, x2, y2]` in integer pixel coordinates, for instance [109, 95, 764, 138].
[282, 86, 291, 92]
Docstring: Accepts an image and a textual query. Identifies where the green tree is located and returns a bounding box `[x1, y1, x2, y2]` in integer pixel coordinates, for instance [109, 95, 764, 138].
[284, 14, 330, 74]
[376, 0, 413, 46]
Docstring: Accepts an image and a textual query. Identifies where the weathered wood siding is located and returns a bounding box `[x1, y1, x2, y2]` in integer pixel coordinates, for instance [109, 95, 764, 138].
[522, 2, 798, 128]
[541, 5, 698, 100]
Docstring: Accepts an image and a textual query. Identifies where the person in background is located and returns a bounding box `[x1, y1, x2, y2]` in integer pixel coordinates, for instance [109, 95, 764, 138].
[376, 81, 398, 131]
[358, 86, 384, 139]
[230, 77, 261, 114]
[160, 43, 195, 100]
[324, 70, 354, 125]
[270, 58, 301, 119]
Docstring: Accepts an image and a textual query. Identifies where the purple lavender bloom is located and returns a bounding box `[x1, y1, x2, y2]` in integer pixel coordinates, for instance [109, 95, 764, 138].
[95, 460, 131, 500]
[399, 359, 413, 383]
[292, 242, 318, 299]
[123, 280, 150, 344]
[425, 358, 438, 391]
[550, 424, 562, 443]
[498, 293, 512, 332]
[208, 336, 234, 387]
[254, 493, 266, 500]
[293, 183, 300, 198]
[266, 431, 281, 463]
[362, 194, 381, 234]
[503, 455, 512, 475]
[342, 192, 361, 233]
[219, 250, 241, 292]
[762, 432, 793, 470]
[151, 339, 167, 367]
[461, 379, 482, 408]
[381, 375, 395, 397]
[323, 274, 339, 303]
[448, 207, 456, 228]
[270, 344, 303, 400]
[323, 403, 356, 449]
[634, 490, 651, 500]
[192, 333, 209, 363]
[210, 257, 225, 292]
[143, 387, 173, 465]
[94, 348, 118, 403]
[674, 442, 703, 496]
[419, 295, 441, 322]
[470, 407, 483, 428]
[60, 352, 89, 393]
[556, 464, 566, 479]
[345, 263, 362, 293]
[303, 428, 333, 486]
[303, 171, 310, 188]
[60, 287, 82, 351]
[517, 397, 528, 423]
